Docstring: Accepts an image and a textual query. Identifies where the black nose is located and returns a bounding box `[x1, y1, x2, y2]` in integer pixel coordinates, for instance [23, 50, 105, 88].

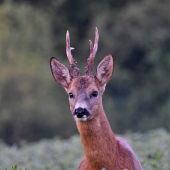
[74, 108, 85, 118]
[75, 108, 85, 114]
[73, 107, 90, 118]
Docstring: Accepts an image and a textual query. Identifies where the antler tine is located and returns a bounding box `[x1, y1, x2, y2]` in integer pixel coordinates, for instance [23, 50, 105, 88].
[66, 30, 80, 77]
[85, 27, 99, 76]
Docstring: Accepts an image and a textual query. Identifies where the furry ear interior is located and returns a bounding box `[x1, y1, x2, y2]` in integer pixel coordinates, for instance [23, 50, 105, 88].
[95, 53, 114, 85]
[50, 57, 72, 88]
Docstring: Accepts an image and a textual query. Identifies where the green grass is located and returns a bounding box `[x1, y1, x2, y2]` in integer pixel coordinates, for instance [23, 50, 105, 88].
[5, 165, 27, 170]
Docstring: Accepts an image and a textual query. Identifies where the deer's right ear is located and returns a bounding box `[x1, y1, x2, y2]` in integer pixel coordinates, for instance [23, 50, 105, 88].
[50, 57, 72, 88]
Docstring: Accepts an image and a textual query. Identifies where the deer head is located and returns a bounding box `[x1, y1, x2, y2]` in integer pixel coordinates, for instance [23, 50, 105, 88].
[50, 28, 114, 122]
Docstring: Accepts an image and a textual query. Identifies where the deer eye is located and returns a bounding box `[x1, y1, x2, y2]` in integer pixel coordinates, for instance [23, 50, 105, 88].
[69, 93, 74, 98]
[91, 91, 98, 98]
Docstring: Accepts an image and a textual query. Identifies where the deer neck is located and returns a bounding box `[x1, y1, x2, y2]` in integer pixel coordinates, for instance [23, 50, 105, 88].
[76, 105, 117, 169]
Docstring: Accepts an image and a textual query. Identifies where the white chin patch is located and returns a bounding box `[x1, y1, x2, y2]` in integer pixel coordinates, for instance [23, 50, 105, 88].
[74, 115, 88, 122]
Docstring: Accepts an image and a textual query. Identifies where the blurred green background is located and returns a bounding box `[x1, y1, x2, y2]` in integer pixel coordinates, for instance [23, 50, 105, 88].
[0, 0, 169, 145]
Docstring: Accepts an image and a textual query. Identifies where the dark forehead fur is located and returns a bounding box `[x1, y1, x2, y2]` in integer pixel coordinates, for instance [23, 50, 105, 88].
[79, 77, 90, 88]
[68, 76, 100, 91]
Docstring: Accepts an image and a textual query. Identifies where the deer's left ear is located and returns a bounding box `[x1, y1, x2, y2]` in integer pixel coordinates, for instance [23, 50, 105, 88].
[95, 53, 114, 85]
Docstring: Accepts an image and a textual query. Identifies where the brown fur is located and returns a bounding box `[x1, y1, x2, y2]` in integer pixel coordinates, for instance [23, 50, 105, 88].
[50, 29, 142, 170]
[76, 103, 142, 170]
[50, 59, 142, 169]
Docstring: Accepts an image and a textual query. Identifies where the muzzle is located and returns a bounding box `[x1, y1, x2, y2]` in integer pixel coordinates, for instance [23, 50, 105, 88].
[73, 107, 90, 119]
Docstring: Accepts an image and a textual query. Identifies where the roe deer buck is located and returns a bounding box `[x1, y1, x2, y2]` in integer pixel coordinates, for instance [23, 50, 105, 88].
[50, 28, 142, 170]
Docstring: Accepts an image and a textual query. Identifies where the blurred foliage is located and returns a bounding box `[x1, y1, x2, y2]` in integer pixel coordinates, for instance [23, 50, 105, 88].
[0, 129, 169, 170]
[0, 0, 169, 144]
[5, 165, 27, 170]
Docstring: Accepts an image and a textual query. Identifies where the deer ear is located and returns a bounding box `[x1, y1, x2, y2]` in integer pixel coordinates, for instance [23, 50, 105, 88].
[95, 53, 114, 85]
[50, 57, 72, 88]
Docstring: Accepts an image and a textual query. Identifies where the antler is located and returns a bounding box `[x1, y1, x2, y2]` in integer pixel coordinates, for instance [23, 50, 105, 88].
[85, 27, 99, 76]
[66, 31, 80, 77]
